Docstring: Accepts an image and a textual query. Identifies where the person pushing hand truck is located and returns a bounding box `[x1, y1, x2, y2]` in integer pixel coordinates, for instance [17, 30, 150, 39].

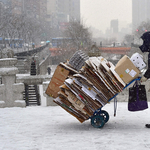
[139, 31, 150, 128]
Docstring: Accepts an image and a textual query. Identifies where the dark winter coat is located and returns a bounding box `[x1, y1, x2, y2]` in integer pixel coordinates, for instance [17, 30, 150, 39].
[143, 52, 150, 79]
[139, 31, 150, 79]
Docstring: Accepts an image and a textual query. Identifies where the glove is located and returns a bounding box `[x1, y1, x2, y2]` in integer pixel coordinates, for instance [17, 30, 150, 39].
[140, 76, 148, 82]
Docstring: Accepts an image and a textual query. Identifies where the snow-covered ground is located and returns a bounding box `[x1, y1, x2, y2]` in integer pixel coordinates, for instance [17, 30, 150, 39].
[0, 102, 150, 150]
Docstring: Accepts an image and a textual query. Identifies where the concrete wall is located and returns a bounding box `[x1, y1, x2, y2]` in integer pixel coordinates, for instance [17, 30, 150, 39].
[0, 58, 25, 108]
[43, 81, 57, 106]
[39, 54, 52, 75]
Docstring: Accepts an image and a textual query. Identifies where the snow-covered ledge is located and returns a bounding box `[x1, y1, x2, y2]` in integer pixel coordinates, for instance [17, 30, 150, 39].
[0, 58, 25, 108]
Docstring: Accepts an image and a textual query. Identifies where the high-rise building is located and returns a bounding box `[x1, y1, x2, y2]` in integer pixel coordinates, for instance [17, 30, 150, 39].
[47, 0, 80, 28]
[132, 0, 150, 32]
[110, 19, 118, 33]
[11, 0, 23, 15]
[40, 0, 47, 21]
[23, 0, 40, 19]
[0, 0, 10, 5]
[0, 0, 47, 20]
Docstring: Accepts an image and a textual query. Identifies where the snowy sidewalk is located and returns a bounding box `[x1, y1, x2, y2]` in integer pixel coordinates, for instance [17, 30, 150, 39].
[0, 102, 150, 150]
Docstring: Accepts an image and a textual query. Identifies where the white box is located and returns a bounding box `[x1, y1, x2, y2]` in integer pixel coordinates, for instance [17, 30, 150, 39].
[130, 53, 146, 70]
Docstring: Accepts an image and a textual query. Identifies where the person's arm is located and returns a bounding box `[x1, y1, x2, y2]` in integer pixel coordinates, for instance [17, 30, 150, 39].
[144, 53, 150, 79]
[141, 76, 148, 82]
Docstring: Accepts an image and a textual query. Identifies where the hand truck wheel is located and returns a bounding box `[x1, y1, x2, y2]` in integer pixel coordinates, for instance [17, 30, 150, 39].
[99, 110, 109, 123]
[91, 115, 105, 128]
[94, 110, 109, 123]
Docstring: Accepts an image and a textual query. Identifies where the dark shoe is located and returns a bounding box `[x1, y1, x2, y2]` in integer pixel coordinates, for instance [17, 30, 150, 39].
[145, 124, 150, 128]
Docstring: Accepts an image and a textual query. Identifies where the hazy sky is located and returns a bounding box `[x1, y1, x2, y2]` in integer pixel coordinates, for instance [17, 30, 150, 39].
[80, 0, 132, 32]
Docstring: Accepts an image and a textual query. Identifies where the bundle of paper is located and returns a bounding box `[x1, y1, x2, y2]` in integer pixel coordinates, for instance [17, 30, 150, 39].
[54, 83, 93, 123]
[97, 57, 125, 91]
[80, 57, 125, 98]
[53, 56, 126, 123]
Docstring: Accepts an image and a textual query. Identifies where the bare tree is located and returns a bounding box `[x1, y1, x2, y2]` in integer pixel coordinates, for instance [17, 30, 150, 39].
[124, 34, 134, 46]
[62, 19, 92, 54]
[0, 4, 46, 50]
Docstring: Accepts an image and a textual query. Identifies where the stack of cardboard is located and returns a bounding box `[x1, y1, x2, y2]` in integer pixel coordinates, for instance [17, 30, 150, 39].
[49, 55, 126, 123]
[46, 52, 142, 123]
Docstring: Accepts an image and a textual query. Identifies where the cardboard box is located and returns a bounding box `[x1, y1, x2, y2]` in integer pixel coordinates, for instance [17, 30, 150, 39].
[45, 65, 69, 98]
[115, 55, 140, 84]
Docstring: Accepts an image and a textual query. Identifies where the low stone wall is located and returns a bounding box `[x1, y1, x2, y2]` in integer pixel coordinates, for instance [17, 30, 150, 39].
[43, 81, 57, 106]
[39, 54, 51, 75]
[0, 58, 25, 108]
[35, 46, 52, 75]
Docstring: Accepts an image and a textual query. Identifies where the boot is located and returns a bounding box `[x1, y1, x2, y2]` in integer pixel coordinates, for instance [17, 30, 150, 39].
[145, 124, 150, 128]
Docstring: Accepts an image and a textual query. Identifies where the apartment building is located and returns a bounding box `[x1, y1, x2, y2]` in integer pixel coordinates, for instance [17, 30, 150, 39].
[0, 0, 47, 20]
[47, 0, 80, 28]
[132, 0, 150, 32]
[11, 0, 22, 15]
[40, 0, 47, 20]
[0, 0, 80, 24]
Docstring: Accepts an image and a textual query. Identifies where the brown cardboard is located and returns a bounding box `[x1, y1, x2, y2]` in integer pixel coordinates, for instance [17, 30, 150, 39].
[115, 55, 140, 84]
[45, 65, 69, 98]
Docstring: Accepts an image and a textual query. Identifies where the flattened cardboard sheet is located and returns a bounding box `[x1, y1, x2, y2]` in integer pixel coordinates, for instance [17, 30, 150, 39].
[45, 65, 69, 98]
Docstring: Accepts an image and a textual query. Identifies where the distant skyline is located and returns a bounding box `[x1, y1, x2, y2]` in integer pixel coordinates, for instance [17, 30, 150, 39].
[80, 0, 132, 33]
